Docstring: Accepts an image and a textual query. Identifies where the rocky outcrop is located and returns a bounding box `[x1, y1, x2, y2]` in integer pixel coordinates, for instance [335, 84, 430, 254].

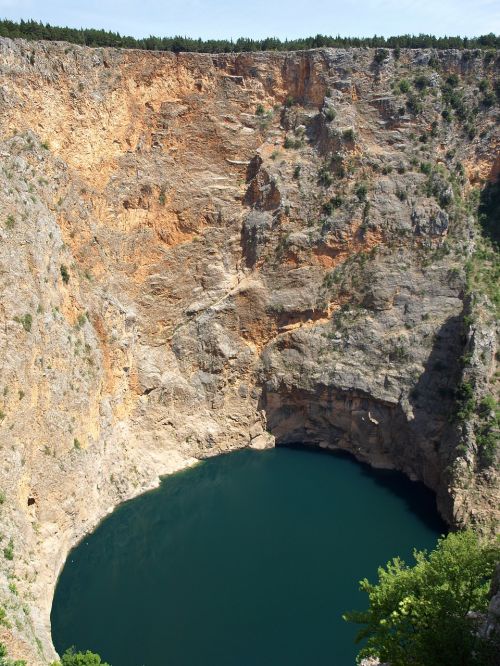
[0, 39, 498, 663]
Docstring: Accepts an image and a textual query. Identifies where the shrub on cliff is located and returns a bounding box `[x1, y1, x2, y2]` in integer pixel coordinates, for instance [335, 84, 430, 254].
[51, 648, 110, 666]
[374, 48, 389, 64]
[344, 530, 500, 666]
[0, 643, 25, 666]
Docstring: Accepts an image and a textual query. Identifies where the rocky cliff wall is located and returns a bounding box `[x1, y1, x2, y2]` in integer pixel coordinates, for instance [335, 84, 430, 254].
[0, 40, 497, 663]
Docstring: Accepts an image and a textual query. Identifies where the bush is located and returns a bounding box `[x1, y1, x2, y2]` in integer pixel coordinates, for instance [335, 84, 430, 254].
[355, 183, 368, 201]
[482, 90, 496, 108]
[442, 108, 452, 122]
[324, 107, 336, 121]
[374, 48, 389, 64]
[406, 93, 423, 115]
[344, 530, 500, 666]
[414, 74, 431, 90]
[342, 128, 355, 142]
[398, 79, 411, 93]
[317, 166, 333, 187]
[255, 104, 265, 116]
[455, 380, 475, 422]
[284, 136, 302, 149]
[51, 648, 111, 666]
[5, 215, 15, 230]
[323, 196, 343, 215]
[0, 642, 26, 666]
[3, 539, 14, 561]
[60, 264, 70, 284]
[14, 314, 32, 333]
[478, 78, 489, 93]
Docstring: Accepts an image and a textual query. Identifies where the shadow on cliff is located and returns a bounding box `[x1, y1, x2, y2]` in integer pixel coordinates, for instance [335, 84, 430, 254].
[478, 173, 500, 247]
[258, 311, 465, 529]
[406, 313, 464, 463]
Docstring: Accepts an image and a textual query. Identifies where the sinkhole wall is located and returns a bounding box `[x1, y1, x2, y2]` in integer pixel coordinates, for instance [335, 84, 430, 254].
[0, 38, 497, 663]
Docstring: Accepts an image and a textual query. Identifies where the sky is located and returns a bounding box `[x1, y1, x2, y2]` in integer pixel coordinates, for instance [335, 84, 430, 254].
[0, 0, 498, 40]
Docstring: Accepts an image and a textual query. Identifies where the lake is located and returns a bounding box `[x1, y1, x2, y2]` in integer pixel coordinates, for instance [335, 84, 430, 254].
[51, 446, 445, 666]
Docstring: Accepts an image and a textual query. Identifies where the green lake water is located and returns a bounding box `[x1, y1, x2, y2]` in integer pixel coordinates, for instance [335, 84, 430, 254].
[51, 447, 445, 666]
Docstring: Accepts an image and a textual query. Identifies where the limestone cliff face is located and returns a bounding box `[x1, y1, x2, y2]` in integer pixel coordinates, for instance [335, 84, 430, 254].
[0, 39, 498, 663]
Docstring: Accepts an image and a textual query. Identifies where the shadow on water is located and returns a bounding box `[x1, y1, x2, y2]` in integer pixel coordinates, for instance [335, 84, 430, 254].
[277, 442, 447, 535]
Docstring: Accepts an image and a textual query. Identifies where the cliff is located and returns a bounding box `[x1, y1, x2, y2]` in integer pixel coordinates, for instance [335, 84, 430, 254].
[0, 39, 498, 663]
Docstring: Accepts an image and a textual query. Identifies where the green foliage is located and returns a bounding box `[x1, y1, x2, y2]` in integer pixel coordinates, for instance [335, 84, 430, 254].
[293, 165, 301, 179]
[317, 165, 333, 188]
[355, 183, 368, 201]
[2, 20, 497, 51]
[475, 394, 499, 467]
[76, 313, 87, 329]
[441, 83, 468, 119]
[374, 48, 389, 63]
[0, 642, 26, 666]
[344, 531, 500, 666]
[51, 648, 110, 666]
[398, 79, 411, 93]
[441, 107, 452, 122]
[414, 74, 431, 90]
[60, 264, 70, 285]
[342, 128, 355, 142]
[455, 380, 476, 423]
[5, 215, 15, 230]
[255, 104, 265, 116]
[324, 107, 336, 121]
[322, 195, 344, 215]
[481, 89, 496, 107]
[3, 538, 14, 561]
[406, 93, 423, 115]
[0, 491, 4, 504]
[390, 344, 410, 362]
[284, 136, 302, 149]
[14, 314, 32, 333]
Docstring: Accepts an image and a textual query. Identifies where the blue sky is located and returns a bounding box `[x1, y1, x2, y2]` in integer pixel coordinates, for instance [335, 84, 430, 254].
[0, 0, 498, 39]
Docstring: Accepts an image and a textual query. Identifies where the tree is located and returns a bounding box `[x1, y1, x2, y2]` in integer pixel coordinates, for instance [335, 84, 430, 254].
[0, 643, 26, 666]
[344, 531, 500, 665]
[51, 648, 111, 666]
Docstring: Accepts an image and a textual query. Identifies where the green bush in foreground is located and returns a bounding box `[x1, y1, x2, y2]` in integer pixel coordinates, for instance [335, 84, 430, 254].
[344, 530, 500, 665]
[0, 643, 25, 666]
[51, 648, 110, 666]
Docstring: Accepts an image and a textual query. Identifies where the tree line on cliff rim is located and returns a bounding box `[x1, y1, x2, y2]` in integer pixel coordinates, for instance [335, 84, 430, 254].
[0, 19, 499, 52]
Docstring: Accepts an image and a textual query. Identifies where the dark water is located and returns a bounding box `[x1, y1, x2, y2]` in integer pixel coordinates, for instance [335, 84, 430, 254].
[51, 447, 445, 666]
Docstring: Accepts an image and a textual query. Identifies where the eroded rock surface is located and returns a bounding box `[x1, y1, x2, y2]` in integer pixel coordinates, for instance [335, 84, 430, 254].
[0, 40, 498, 663]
